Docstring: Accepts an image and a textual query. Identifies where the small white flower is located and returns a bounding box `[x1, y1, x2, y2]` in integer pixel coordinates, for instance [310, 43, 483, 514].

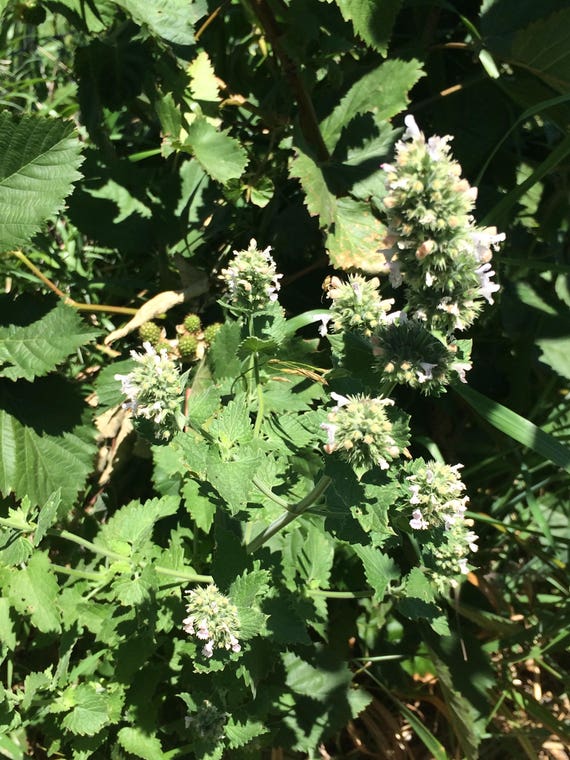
[202, 640, 214, 658]
[330, 392, 350, 408]
[403, 114, 421, 140]
[318, 313, 332, 337]
[416, 362, 437, 383]
[410, 508, 429, 530]
[476, 262, 500, 304]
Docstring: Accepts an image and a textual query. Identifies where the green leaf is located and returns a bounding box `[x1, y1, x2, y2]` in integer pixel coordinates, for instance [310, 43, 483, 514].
[0, 598, 16, 650]
[0, 114, 83, 251]
[230, 568, 270, 639]
[0, 387, 96, 508]
[289, 150, 336, 226]
[111, 0, 207, 45]
[117, 727, 165, 759]
[182, 117, 248, 184]
[326, 197, 388, 270]
[87, 179, 152, 223]
[34, 490, 62, 546]
[182, 478, 216, 533]
[209, 396, 253, 451]
[333, 0, 402, 56]
[206, 453, 262, 514]
[0, 302, 97, 382]
[225, 717, 268, 749]
[453, 382, 570, 473]
[8, 552, 61, 633]
[510, 9, 570, 94]
[283, 524, 334, 588]
[97, 496, 179, 556]
[537, 335, 570, 380]
[59, 684, 112, 736]
[320, 58, 424, 150]
[353, 544, 399, 601]
[208, 321, 243, 379]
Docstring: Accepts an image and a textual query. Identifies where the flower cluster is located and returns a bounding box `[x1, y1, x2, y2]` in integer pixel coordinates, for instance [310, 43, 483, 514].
[321, 392, 409, 476]
[381, 115, 504, 332]
[219, 238, 282, 311]
[321, 274, 395, 337]
[183, 585, 241, 659]
[403, 459, 478, 588]
[115, 342, 185, 440]
[372, 315, 472, 394]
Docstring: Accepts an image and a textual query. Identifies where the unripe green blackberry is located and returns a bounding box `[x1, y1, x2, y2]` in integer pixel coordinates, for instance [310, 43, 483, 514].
[138, 321, 162, 346]
[178, 333, 199, 362]
[183, 313, 202, 334]
[203, 322, 222, 344]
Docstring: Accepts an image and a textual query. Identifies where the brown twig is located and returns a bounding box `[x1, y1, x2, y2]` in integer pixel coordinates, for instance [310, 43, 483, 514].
[248, 0, 330, 162]
[10, 250, 138, 315]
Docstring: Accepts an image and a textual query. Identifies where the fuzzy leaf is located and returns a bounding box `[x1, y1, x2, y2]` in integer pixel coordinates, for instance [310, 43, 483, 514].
[333, 0, 403, 55]
[111, 0, 207, 45]
[34, 490, 62, 546]
[0, 302, 97, 382]
[59, 684, 114, 736]
[8, 552, 61, 633]
[117, 727, 165, 759]
[353, 544, 399, 601]
[97, 496, 179, 556]
[0, 113, 83, 251]
[182, 117, 248, 184]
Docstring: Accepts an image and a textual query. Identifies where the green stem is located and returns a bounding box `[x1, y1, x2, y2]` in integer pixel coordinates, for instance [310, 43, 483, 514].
[252, 476, 290, 509]
[51, 563, 105, 581]
[246, 475, 332, 553]
[306, 589, 372, 599]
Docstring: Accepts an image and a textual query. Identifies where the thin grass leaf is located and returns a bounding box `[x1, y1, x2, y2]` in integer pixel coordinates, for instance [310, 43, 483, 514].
[453, 383, 570, 473]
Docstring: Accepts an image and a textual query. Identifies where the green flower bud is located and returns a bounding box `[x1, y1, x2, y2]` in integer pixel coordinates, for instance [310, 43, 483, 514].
[138, 321, 163, 346]
[183, 313, 202, 333]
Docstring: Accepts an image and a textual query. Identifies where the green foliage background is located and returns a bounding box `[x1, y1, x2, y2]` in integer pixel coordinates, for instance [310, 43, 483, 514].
[0, 0, 569, 758]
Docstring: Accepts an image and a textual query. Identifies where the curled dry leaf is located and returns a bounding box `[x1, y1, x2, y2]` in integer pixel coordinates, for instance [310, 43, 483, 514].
[104, 279, 208, 345]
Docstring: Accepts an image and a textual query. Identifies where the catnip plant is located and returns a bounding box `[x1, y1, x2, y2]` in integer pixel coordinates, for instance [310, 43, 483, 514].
[106, 117, 503, 752]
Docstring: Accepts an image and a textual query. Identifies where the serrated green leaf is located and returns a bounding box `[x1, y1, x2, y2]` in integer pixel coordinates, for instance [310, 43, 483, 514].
[0, 114, 83, 251]
[321, 58, 424, 150]
[183, 117, 248, 184]
[225, 717, 268, 749]
[0, 399, 96, 508]
[87, 179, 152, 223]
[0, 302, 97, 382]
[97, 496, 179, 555]
[510, 9, 570, 94]
[111, 0, 207, 45]
[182, 478, 216, 533]
[21, 670, 54, 710]
[206, 453, 262, 514]
[238, 336, 279, 358]
[284, 524, 334, 588]
[537, 335, 570, 380]
[289, 150, 336, 226]
[208, 321, 243, 380]
[209, 396, 253, 451]
[333, 0, 403, 55]
[230, 568, 270, 639]
[8, 552, 61, 633]
[353, 544, 399, 601]
[117, 727, 165, 759]
[59, 684, 110, 736]
[34, 490, 61, 546]
[111, 564, 158, 605]
[326, 197, 388, 270]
